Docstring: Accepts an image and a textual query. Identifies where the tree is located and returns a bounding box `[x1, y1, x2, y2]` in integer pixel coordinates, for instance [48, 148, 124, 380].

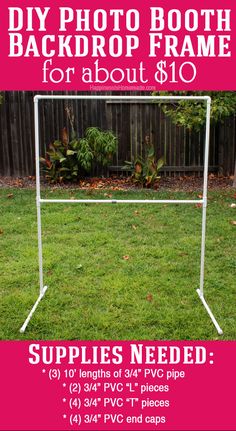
[153, 91, 236, 187]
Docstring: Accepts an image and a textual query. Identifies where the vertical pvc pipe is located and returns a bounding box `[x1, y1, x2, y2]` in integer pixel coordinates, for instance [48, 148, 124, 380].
[34, 97, 44, 295]
[199, 98, 211, 296]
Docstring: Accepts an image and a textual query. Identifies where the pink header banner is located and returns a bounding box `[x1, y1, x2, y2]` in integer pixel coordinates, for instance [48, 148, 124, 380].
[0, 0, 235, 90]
[0, 340, 236, 430]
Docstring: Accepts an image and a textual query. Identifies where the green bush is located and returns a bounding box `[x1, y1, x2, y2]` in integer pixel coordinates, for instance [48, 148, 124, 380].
[153, 91, 236, 131]
[40, 127, 117, 183]
[123, 146, 165, 188]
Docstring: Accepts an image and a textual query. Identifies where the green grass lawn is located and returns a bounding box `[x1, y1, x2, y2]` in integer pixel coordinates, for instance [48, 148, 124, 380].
[0, 187, 235, 340]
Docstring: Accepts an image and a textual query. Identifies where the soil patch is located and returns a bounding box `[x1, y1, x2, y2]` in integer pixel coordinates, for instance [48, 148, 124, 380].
[0, 174, 233, 192]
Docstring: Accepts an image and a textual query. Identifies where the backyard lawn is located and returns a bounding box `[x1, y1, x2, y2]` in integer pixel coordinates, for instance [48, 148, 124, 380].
[0, 186, 235, 340]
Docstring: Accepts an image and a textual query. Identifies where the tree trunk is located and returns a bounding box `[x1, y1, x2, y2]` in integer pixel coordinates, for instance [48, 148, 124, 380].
[233, 157, 236, 188]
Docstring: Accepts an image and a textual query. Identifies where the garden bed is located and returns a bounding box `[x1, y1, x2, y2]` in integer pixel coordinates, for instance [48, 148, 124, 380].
[0, 174, 233, 192]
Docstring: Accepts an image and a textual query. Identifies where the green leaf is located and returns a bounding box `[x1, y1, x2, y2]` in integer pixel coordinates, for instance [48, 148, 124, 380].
[156, 157, 165, 171]
[148, 147, 155, 158]
[59, 167, 70, 172]
[66, 149, 76, 156]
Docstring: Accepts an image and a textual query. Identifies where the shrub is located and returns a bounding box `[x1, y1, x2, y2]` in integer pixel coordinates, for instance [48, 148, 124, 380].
[153, 91, 236, 131]
[123, 145, 165, 188]
[40, 127, 117, 183]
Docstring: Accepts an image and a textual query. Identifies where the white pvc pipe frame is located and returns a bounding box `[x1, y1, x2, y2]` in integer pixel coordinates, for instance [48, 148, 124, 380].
[20, 95, 223, 335]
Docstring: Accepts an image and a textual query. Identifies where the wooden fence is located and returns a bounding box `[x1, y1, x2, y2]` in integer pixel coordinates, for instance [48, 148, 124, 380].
[0, 91, 235, 177]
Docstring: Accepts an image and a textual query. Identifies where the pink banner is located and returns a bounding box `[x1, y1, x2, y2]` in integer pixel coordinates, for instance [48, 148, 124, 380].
[0, 0, 235, 90]
[0, 341, 235, 430]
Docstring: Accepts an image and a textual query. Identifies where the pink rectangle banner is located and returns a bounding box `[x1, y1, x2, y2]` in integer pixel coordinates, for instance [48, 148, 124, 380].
[0, 340, 235, 430]
[0, 0, 235, 90]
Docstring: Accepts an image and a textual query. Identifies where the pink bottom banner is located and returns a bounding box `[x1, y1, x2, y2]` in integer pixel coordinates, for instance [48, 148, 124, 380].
[0, 341, 235, 431]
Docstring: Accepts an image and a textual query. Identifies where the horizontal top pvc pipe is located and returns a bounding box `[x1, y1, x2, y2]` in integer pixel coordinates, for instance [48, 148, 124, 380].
[34, 95, 211, 102]
[40, 199, 204, 204]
